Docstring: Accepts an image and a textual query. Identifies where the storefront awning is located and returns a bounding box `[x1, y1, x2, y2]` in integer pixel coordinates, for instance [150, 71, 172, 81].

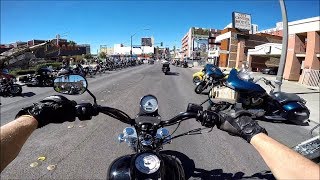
[247, 43, 282, 56]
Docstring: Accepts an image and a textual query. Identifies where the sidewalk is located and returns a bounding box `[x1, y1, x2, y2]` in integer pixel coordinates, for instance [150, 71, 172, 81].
[190, 66, 320, 124]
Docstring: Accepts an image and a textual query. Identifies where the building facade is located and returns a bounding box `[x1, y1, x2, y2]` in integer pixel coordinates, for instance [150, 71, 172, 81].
[100, 47, 114, 55]
[254, 16, 319, 86]
[1, 38, 91, 60]
[181, 27, 221, 60]
[113, 44, 154, 58]
[215, 28, 282, 69]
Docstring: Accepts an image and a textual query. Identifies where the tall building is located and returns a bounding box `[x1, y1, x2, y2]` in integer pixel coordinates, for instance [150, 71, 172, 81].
[181, 27, 221, 60]
[251, 24, 259, 34]
[100, 46, 114, 55]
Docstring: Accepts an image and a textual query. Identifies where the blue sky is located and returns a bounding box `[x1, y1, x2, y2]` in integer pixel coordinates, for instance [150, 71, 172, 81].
[1, 0, 319, 54]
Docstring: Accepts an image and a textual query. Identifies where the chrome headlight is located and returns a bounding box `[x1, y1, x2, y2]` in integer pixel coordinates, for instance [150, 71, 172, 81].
[118, 127, 137, 147]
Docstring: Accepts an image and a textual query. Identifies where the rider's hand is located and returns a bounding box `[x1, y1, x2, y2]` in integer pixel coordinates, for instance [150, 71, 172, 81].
[16, 95, 77, 128]
[217, 114, 267, 143]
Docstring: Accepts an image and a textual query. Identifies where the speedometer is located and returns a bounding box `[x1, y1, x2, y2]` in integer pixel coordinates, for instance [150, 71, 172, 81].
[140, 95, 158, 113]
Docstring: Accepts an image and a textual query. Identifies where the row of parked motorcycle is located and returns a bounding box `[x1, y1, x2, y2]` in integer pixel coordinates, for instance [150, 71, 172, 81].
[192, 64, 310, 125]
[0, 59, 144, 97]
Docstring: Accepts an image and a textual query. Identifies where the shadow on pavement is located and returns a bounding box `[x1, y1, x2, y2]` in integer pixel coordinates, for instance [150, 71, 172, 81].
[294, 92, 320, 95]
[160, 150, 275, 180]
[166, 72, 180, 76]
[20, 92, 36, 97]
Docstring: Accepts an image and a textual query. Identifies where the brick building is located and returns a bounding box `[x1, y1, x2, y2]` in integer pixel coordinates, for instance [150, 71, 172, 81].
[215, 28, 282, 69]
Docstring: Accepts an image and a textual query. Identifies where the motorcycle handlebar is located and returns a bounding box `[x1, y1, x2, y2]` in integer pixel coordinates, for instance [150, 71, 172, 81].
[254, 77, 275, 89]
[75, 104, 218, 128]
[97, 106, 134, 125]
[160, 112, 198, 127]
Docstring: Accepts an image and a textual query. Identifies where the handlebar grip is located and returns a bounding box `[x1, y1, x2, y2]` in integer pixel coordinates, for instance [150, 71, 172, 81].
[197, 110, 220, 128]
[75, 103, 98, 120]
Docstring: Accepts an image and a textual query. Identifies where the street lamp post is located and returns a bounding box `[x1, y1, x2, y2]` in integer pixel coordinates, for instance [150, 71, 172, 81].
[130, 28, 150, 60]
[275, 0, 288, 92]
[130, 33, 137, 60]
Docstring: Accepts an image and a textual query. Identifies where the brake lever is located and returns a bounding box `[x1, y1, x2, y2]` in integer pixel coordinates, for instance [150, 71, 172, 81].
[170, 127, 213, 141]
[188, 127, 213, 135]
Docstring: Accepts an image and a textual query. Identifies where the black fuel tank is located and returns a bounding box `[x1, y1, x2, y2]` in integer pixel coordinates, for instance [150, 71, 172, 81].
[107, 153, 185, 180]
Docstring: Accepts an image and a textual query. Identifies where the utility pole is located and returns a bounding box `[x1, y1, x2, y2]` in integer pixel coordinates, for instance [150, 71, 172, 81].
[275, 0, 288, 92]
[130, 34, 135, 60]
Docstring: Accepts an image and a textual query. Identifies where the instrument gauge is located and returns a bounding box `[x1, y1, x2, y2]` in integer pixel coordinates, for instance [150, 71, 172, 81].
[140, 95, 158, 113]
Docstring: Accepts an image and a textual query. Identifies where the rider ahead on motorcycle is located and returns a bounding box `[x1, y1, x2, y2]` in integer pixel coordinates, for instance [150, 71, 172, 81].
[0, 95, 319, 179]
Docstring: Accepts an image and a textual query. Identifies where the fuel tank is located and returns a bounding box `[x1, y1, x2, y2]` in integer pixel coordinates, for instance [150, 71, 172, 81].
[107, 153, 185, 180]
[204, 64, 225, 79]
[226, 69, 265, 93]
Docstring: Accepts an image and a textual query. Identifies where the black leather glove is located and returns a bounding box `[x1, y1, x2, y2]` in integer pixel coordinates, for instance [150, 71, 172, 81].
[16, 95, 77, 128]
[217, 114, 267, 143]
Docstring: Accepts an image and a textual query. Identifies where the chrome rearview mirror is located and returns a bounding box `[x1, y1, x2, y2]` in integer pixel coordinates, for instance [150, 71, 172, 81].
[53, 75, 87, 95]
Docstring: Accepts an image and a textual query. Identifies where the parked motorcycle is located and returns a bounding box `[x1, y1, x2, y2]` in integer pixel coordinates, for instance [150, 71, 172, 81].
[53, 74, 248, 180]
[192, 70, 204, 85]
[0, 77, 22, 96]
[58, 64, 87, 77]
[24, 67, 54, 87]
[162, 63, 170, 75]
[206, 68, 310, 124]
[194, 64, 225, 94]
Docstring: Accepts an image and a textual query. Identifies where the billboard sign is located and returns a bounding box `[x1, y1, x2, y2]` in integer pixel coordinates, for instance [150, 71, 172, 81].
[232, 12, 251, 31]
[141, 38, 152, 47]
[193, 38, 208, 52]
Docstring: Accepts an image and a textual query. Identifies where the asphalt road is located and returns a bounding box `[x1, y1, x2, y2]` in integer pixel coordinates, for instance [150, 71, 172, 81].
[0, 63, 315, 179]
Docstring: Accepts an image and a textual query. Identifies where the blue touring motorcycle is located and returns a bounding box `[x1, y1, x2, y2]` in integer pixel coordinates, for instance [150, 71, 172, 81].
[205, 68, 310, 124]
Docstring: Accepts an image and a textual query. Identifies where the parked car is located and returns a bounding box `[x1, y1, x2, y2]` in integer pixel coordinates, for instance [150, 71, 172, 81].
[261, 67, 278, 75]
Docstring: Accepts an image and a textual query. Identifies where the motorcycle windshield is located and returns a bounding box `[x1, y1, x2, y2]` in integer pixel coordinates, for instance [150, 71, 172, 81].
[226, 69, 265, 93]
[204, 64, 224, 78]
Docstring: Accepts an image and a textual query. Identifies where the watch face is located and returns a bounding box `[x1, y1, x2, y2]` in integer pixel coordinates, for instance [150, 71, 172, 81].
[140, 95, 158, 113]
[135, 153, 161, 174]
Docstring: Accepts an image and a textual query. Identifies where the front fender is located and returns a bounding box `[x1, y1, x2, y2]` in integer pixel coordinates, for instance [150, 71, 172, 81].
[193, 71, 204, 80]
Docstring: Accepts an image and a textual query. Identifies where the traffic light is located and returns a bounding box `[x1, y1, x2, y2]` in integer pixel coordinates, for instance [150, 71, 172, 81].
[160, 42, 163, 46]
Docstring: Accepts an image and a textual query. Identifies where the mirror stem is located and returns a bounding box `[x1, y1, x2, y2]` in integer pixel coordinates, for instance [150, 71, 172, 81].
[86, 88, 97, 105]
